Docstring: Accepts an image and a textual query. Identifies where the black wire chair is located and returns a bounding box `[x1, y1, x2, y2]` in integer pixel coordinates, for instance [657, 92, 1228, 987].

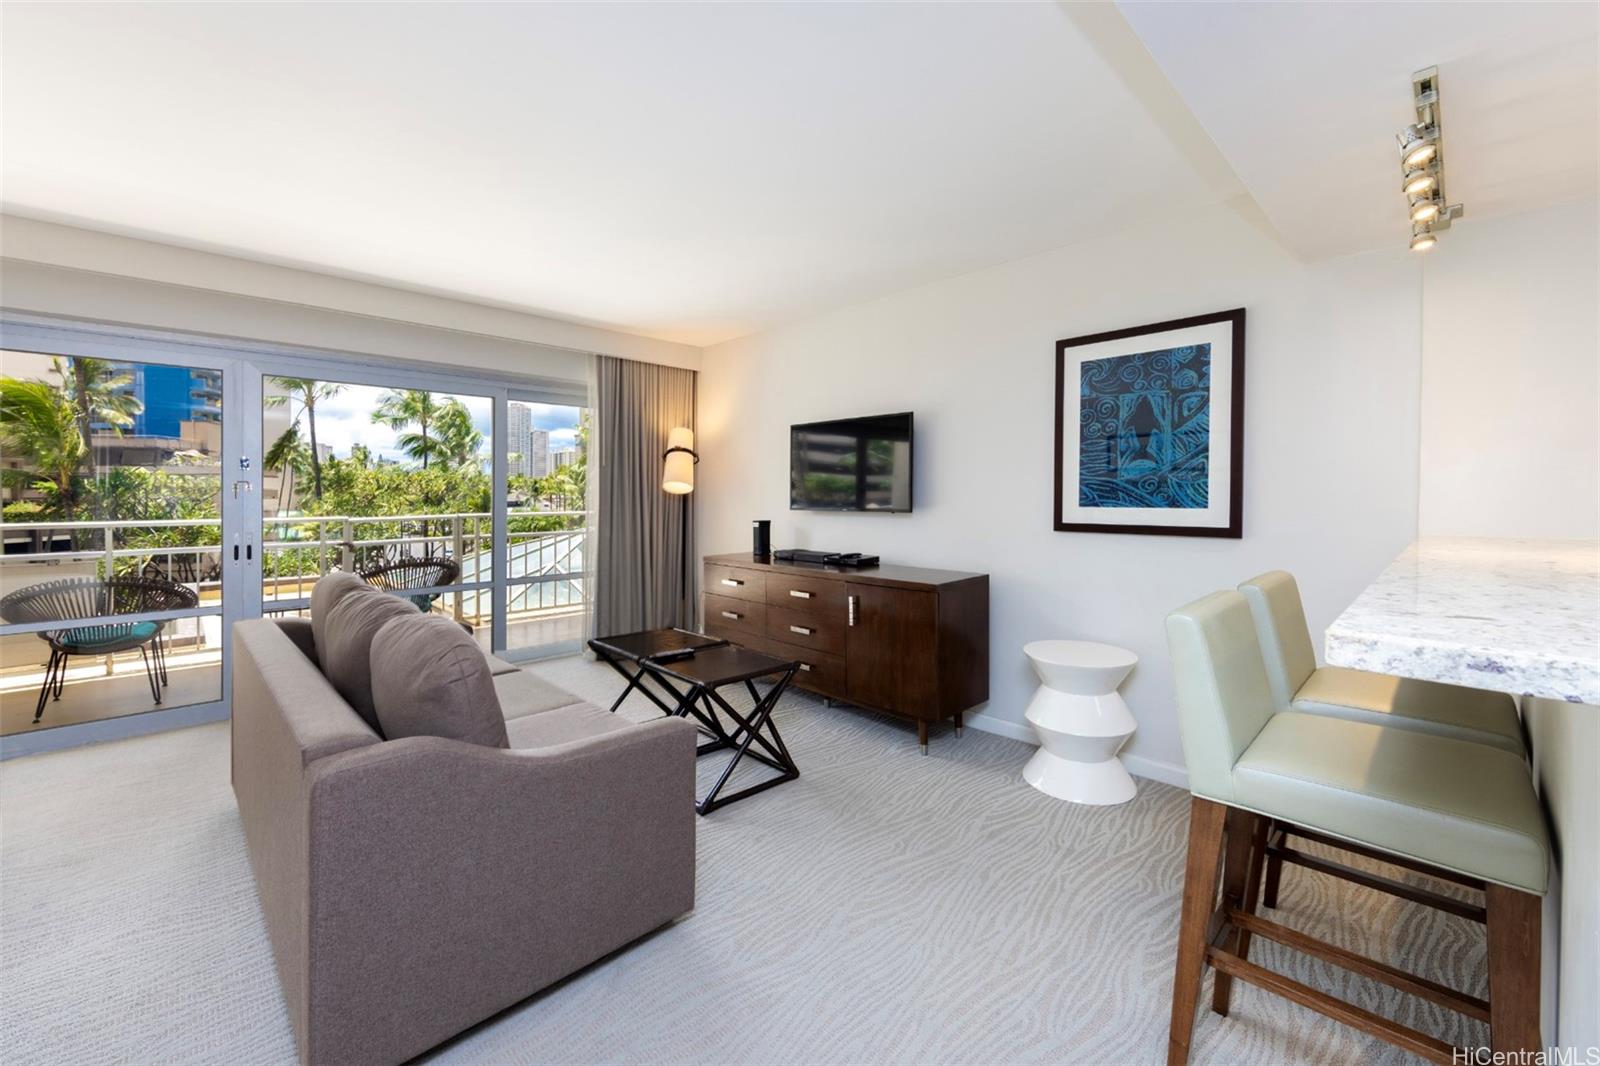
[357, 556, 461, 612]
[0, 576, 199, 724]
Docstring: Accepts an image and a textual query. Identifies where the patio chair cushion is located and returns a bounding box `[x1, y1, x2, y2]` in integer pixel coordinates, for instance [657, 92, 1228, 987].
[371, 612, 508, 749]
[320, 587, 420, 735]
[311, 571, 374, 663]
[59, 620, 160, 651]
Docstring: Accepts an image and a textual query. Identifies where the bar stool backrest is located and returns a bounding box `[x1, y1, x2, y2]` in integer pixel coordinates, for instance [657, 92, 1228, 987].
[1165, 590, 1278, 803]
[1238, 570, 1317, 709]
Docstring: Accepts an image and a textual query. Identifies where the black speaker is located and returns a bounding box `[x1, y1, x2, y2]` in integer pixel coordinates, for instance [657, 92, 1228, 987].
[752, 520, 771, 560]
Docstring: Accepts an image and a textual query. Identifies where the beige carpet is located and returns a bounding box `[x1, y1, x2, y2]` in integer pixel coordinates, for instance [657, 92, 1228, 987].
[0, 655, 1489, 1065]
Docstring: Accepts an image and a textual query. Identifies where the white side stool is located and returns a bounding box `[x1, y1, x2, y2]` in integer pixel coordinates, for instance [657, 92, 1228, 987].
[1022, 640, 1138, 806]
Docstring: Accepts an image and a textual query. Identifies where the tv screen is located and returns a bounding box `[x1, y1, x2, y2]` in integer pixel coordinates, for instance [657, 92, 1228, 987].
[790, 412, 914, 512]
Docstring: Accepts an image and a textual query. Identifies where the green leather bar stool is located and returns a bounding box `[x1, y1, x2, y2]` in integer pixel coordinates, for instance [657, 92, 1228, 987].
[1238, 570, 1528, 909]
[1164, 590, 1548, 1065]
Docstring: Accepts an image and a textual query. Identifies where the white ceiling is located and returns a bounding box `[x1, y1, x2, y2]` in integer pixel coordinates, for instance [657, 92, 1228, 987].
[1119, 1, 1599, 261]
[0, 2, 1222, 347]
[2, 4, 1595, 346]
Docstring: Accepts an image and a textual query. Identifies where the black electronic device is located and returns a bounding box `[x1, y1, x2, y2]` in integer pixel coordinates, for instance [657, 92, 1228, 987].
[772, 549, 880, 568]
[752, 519, 771, 559]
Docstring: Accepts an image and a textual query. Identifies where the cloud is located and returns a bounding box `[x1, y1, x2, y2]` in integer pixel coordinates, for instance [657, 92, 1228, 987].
[280, 385, 567, 464]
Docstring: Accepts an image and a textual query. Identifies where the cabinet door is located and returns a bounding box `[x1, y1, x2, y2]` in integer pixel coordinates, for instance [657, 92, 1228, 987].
[844, 583, 937, 716]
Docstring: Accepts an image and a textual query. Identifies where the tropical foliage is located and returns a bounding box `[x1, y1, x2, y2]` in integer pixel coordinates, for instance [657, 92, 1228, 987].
[0, 377, 89, 517]
[264, 377, 344, 500]
[371, 388, 445, 469]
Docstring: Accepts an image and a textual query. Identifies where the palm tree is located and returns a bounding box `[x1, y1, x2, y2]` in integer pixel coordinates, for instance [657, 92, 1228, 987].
[50, 357, 142, 479]
[265, 378, 344, 500]
[264, 424, 313, 515]
[371, 389, 445, 469]
[0, 378, 87, 517]
[435, 399, 484, 469]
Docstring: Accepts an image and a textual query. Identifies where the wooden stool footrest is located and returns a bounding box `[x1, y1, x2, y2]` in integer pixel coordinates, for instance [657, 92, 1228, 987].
[1227, 910, 1490, 1023]
[1269, 840, 1487, 923]
[1205, 944, 1462, 1065]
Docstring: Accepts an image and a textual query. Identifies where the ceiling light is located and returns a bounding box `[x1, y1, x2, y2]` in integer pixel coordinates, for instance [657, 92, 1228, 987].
[1396, 67, 1463, 251]
[1397, 124, 1437, 168]
[1401, 169, 1437, 197]
[1410, 198, 1442, 224]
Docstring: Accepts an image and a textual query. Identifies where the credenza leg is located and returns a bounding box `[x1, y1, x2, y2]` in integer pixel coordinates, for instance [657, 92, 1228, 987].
[918, 720, 929, 755]
[955, 711, 964, 738]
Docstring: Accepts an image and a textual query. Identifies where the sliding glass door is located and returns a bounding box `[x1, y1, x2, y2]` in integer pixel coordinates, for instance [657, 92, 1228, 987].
[0, 325, 253, 750]
[500, 394, 589, 660]
[257, 373, 496, 646]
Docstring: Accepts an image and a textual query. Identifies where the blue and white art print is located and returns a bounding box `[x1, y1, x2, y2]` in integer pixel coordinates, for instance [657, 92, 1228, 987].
[1078, 344, 1211, 509]
[1055, 310, 1244, 537]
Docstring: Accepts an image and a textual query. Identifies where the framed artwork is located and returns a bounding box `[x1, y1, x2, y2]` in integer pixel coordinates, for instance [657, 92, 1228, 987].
[1054, 308, 1245, 538]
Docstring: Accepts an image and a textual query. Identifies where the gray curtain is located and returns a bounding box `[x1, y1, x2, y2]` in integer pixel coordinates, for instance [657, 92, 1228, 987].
[592, 355, 697, 636]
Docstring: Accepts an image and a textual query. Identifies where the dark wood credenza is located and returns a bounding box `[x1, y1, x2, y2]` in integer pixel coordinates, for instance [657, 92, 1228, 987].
[701, 553, 989, 752]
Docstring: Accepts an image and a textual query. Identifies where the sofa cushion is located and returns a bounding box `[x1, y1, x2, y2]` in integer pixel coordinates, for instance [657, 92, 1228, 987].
[320, 588, 420, 735]
[505, 703, 633, 749]
[370, 612, 509, 748]
[484, 653, 522, 677]
[493, 669, 589, 721]
[310, 571, 373, 662]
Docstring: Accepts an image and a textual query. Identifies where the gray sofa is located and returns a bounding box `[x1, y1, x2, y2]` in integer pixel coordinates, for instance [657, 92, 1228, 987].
[231, 607, 697, 1066]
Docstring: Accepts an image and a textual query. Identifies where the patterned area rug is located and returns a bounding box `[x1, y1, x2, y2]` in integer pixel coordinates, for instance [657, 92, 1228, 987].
[0, 655, 1487, 1064]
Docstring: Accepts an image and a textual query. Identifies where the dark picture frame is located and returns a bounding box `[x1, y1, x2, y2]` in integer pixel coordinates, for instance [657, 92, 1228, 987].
[1053, 308, 1245, 538]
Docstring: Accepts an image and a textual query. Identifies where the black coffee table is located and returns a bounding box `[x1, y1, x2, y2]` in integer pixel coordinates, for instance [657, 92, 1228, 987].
[588, 628, 728, 716]
[644, 644, 801, 815]
[589, 628, 800, 814]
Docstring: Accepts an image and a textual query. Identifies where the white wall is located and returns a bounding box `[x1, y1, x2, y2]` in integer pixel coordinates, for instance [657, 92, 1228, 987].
[0, 215, 701, 375]
[1418, 201, 1599, 539]
[698, 198, 1424, 780]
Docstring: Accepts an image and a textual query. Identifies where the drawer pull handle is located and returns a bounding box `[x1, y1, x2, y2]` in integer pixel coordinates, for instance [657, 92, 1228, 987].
[721, 610, 742, 620]
[789, 624, 813, 636]
[789, 589, 812, 599]
[721, 578, 744, 587]
[798, 663, 812, 672]
[848, 595, 858, 626]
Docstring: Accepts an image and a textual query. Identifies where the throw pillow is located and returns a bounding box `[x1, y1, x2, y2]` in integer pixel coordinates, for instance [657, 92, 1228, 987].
[319, 588, 420, 735]
[370, 612, 508, 748]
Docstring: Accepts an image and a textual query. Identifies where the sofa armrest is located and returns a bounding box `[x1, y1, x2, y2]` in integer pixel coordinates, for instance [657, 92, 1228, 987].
[299, 715, 697, 1066]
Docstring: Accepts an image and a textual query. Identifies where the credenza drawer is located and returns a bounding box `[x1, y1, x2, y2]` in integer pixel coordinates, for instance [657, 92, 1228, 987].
[764, 573, 847, 615]
[705, 564, 765, 603]
[786, 645, 847, 700]
[765, 602, 846, 656]
[730, 631, 848, 701]
[703, 593, 766, 640]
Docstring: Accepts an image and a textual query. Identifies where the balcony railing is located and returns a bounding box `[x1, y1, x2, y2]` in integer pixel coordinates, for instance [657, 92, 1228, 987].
[1, 508, 588, 632]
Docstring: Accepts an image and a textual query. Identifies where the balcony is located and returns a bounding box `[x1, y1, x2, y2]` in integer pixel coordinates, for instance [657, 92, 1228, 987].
[0, 510, 587, 737]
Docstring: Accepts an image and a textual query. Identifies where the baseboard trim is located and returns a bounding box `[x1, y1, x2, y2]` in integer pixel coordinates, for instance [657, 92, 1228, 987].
[964, 711, 1189, 789]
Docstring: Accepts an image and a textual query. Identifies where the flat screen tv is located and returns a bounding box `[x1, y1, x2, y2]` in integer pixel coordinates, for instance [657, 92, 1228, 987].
[790, 412, 914, 512]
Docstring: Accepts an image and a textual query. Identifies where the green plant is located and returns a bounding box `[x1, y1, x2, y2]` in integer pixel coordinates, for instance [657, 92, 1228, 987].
[0, 377, 87, 518]
[265, 377, 345, 499]
[371, 388, 445, 469]
[435, 398, 484, 469]
[51, 357, 142, 480]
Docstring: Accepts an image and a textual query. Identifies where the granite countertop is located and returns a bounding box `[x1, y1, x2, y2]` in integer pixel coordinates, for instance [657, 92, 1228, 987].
[1325, 537, 1600, 704]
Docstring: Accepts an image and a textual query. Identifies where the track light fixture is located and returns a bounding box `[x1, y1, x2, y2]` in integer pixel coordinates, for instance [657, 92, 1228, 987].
[1398, 67, 1463, 252]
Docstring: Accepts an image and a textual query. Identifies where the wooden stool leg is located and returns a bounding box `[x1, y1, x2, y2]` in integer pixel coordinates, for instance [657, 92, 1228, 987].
[1212, 810, 1267, 1016]
[1168, 797, 1227, 1066]
[1485, 883, 1542, 1054]
[1261, 828, 1284, 909]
